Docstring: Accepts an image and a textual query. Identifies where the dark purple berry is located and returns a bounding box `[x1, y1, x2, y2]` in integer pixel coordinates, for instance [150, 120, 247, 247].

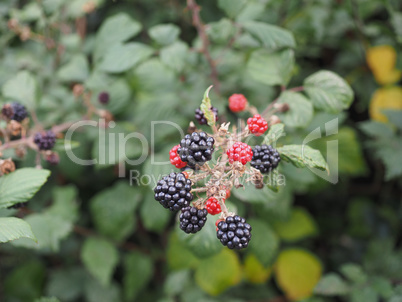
[34, 130, 56, 150]
[251, 145, 281, 174]
[194, 107, 218, 125]
[98, 92, 110, 105]
[217, 215, 251, 250]
[11, 103, 28, 122]
[154, 172, 193, 211]
[179, 206, 208, 234]
[177, 131, 214, 169]
[1, 104, 14, 119]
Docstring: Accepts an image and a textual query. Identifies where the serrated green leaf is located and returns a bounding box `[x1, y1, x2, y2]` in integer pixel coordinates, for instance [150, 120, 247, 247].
[2, 71, 39, 108]
[94, 13, 142, 61]
[278, 145, 328, 172]
[47, 185, 78, 223]
[123, 252, 153, 301]
[314, 273, 350, 296]
[99, 42, 154, 73]
[160, 41, 188, 72]
[194, 249, 241, 296]
[0, 168, 51, 209]
[263, 123, 285, 145]
[304, 70, 354, 113]
[272, 208, 318, 242]
[248, 219, 279, 266]
[200, 86, 216, 127]
[218, 0, 247, 18]
[247, 49, 294, 86]
[90, 182, 141, 241]
[277, 91, 313, 128]
[81, 238, 119, 287]
[57, 54, 89, 82]
[242, 21, 296, 50]
[149, 23, 181, 46]
[0, 217, 36, 243]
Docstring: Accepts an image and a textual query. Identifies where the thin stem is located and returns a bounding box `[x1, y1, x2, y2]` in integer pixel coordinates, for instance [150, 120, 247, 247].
[289, 86, 304, 92]
[191, 187, 208, 193]
[186, 0, 221, 94]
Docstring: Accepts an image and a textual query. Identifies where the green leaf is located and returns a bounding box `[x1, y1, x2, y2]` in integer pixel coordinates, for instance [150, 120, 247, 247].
[340, 263, 367, 284]
[263, 123, 285, 145]
[277, 91, 313, 128]
[371, 276, 393, 299]
[304, 70, 354, 113]
[35, 298, 60, 302]
[358, 120, 394, 138]
[278, 145, 328, 172]
[12, 213, 72, 251]
[99, 42, 154, 73]
[2, 71, 39, 108]
[350, 287, 378, 302]
[47, 185, 78, 223]
[314, 273, 350, 296]
[46, 268, 87, 301]
[218, 0, 247, 18]
[167, 233, 200, 271]
[0, 168, 51, 209]
[200, 85, 216, 127]
[247, 49, 294, 86]
[149, 23, 181, 45]
[176, 215, 223, 259]
[57, 54, 89, 82]
[123, 252, 153, 301]
[81, 238, 119, 287]
[242, 21, 296, 50]
[94, 13, 142, 61]
[383, 109, 402, 130]
[248, 219, 279, 266]
[90, 182, 141, 242]
[164, 270, 191, 297]
[375, 138, 402, 180]
[160, 41, 188, 72]
[194, 249, 241, 296]
[84, 279, 121, 302]
[140, 193, 171, 233]
[0, 217, 36, 243]
[272, 207, 318, 242]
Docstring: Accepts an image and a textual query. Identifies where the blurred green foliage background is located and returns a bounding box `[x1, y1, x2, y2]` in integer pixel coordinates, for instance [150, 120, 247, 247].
[0, 0, 401, 301]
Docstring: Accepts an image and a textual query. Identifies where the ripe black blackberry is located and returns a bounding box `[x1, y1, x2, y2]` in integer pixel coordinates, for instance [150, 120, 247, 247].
[178, 131, 214, 169]
[98, 91, 110, 105]
[216, 215, 252, 250]
[11, 103, 28, 122]
[179, 206, 208, 234]
[194, 107, 218, 125]
[250, 144, 281, 174]
[34, 130, 56, 150]
[154, 172, 193, 211]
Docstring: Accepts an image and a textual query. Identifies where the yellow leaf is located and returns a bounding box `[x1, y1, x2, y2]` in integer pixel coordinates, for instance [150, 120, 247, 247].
[195, 249, 241, 296]
[243, 253, 272, 284]
[274, 249, 322, 301]
[369, 86, 402, 122]
[366, 45, 401, 85]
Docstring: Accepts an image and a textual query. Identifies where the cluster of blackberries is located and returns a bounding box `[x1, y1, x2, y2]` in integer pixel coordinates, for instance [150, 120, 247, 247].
[216, 215, 252, 249]
[34, 130, 56, 150]
[154, 172, 193, 211]
[178, 131, 214, 169]
[1, 103, 28, 122]
[194, 107, 218, 125]
[251, 145, 281, 173]
[179, 206, 208, 234]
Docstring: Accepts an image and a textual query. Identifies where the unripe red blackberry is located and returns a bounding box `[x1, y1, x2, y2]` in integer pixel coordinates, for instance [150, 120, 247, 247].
[227, 142, 253, 165]
[154, 172, 193, 211]
[179, 206, 208, 233]
[169, 145, 187, 169]
[247, 114, 268, 136]
[216, 215, 252, 249]
[251, 145, 281, 173]
[98, 92, 110, 105]
[228, 94, 247, 112]
[194, 107, 218, 125]
[205, 197, 221, 215]
[34, 130, 56, 150]
[11, 103, 28, 122]
[178, 131, 215, 169]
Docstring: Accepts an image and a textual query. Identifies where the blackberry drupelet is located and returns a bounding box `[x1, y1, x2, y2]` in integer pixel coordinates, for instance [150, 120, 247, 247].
[154, 172, 193, 211]
[11, 103, 28, 122]
[216, 215, 252, 249]
[194, 107, 218, 125]
[250, 144, 281, 173]
[178, 131, 214, 169]
[179, 206, 208, 234]
[34, 130, 56, 150]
